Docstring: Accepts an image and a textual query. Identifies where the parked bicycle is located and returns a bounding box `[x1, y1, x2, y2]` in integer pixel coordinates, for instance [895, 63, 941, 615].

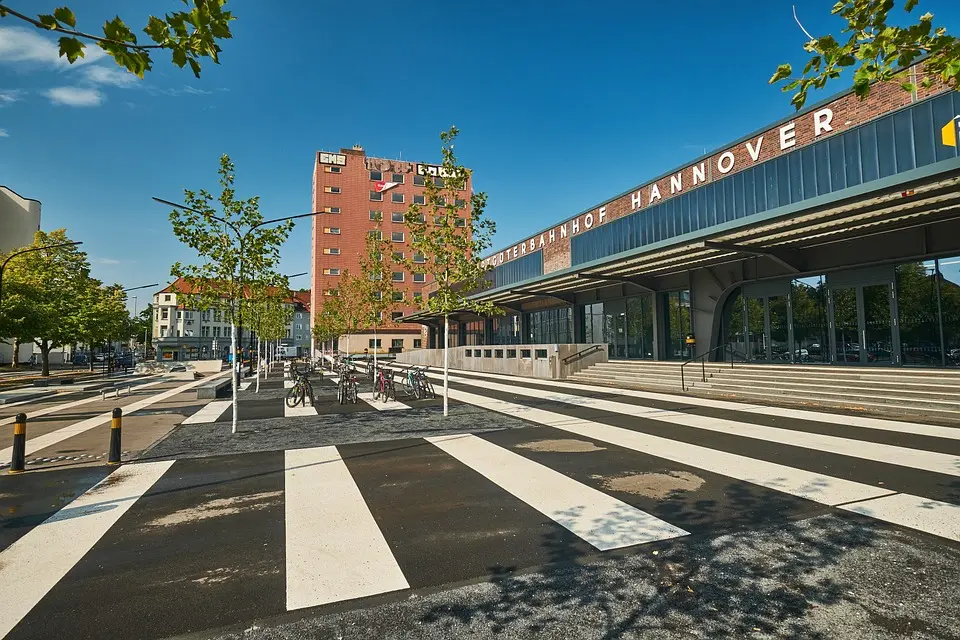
[372, 365, 396, 402]
[336, 360, 359, 405]
[284, 365, 315, 408]
[398, 365, 435, 399]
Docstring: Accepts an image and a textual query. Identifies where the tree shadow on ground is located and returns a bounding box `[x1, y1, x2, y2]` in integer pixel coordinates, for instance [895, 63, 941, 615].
[419, 503, 885, 639]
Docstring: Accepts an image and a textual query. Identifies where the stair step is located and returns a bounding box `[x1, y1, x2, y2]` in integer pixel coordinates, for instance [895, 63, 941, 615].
[701, 381, 960, 406]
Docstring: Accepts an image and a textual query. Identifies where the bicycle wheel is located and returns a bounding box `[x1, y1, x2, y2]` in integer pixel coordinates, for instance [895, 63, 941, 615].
[412, 377, 422, 400]
[285, 383, 304, 408]
[303, 381, 314, 406]
[337, 382, 345, 405]
[350, 382, 358, 404]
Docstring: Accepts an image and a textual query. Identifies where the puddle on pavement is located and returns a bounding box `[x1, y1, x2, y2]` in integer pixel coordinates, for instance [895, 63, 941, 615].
[145, 490, 282, 528]
[592, 471, 705, 499]
[516, 438, 606, 453]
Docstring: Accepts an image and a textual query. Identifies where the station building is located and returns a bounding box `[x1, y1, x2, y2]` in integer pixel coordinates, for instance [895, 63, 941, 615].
[410, 64, 960, 368]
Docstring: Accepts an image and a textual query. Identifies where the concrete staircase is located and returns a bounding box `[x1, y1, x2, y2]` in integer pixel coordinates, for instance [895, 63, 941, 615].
[566, 360, 960, 422]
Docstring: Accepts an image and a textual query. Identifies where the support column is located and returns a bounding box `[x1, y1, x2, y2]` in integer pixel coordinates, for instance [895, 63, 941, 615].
[571, 302, 583, 343]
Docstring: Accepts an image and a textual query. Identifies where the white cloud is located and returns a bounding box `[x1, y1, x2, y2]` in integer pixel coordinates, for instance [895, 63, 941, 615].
[45, 86, 104, 107]
[83, 65, 140, 88]
[0, 89, 24, 106]
[93, 257, 121, 265]
[0, 129, 8, 138]
[0, 26, 105, 69]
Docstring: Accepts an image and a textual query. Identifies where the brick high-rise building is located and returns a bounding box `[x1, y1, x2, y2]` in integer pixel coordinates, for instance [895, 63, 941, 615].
[310, 145, 472, 355]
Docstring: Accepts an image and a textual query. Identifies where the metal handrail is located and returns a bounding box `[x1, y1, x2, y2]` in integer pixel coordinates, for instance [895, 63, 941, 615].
[562, 344, 605, 365]
[680, 343, 735, 391]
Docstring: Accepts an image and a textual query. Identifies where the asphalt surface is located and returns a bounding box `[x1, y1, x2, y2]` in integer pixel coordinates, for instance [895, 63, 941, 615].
[1, 367, 959, 639]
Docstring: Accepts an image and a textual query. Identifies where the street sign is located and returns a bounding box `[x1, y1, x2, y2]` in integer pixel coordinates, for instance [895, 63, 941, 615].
[941, 116, 960, 147]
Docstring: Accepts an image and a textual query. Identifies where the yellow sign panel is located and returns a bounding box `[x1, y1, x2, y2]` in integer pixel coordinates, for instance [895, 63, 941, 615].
[942, 117, 960, 147]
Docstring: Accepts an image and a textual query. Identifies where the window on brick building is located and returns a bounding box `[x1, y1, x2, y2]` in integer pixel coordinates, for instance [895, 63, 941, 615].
[413, 194, 425, 205]
[324, 186, 341, 194]
[392, 251, 404, 261]
[369, 191, 383, 201]
[392, 338, 403, 348]
[413, 272, 426, 283]
[434, 177, 445, 187]
[323, 247, 340, 255]
[413, 292, 422, 301]
[413, 339, 422, 349]
[325, 289, 339, 296]
[392, 291, 404, 302]
[324, 207, 341, 214]
[369, 210, 382, 221]
[369, 230, 383, 240]
[391, 211, 404, 223]
[324, 166, 342, 173]
[413, 252, 426, 263]
[322, 268, 340, 275]
[323, 227, 341, 235]
[455, 198, 466, 208]
[391, 193, 404, 204]
[392, 173, 404, 183]
[391, 271, 404, 282]
[413, 175, 426, 186]
[391, 231, 404, 242]
[370, 171, 382, 181]
[455, 216, 466, 228]
[391, 311, 404, 322]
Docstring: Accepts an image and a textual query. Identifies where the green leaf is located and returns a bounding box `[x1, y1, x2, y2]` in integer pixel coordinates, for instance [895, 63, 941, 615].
[900, 81, 917, 93]
[38, 14, 58, 29]
[53, 6, 76, 28]
[769, 63, 793, 84]
[188, 57, 202, 78]
[58, 37, 85, 63]
[172, 47, 187, 68]
[144, 16, 169, 44]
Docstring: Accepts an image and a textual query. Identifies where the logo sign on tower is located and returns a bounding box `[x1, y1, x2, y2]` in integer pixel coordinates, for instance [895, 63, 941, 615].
[318, 152, 346, 166]
[374, 181, 399, 193]
[941, 116, 960, 147]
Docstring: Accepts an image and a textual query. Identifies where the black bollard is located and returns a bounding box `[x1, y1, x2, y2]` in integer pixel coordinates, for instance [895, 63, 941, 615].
[108, 407, 122, 465]
[10, 413, 26, 474]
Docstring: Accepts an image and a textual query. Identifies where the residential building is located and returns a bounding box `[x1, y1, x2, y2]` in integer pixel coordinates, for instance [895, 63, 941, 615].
[0, 186, 42, 365]
[311, 145, 470, 354]
[152, 279, 311, 361]
[405, 61, 960, 369]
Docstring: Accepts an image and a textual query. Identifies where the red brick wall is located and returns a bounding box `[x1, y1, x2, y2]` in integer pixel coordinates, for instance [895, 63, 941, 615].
[311, 149, 471, 334]
[483, 62, 952, 275]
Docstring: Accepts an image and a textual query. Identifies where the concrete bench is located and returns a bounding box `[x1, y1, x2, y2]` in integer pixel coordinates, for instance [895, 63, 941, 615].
[101, 381, 134, 401]
[32, 379, 50, 387]
[196, 377, 232, 400]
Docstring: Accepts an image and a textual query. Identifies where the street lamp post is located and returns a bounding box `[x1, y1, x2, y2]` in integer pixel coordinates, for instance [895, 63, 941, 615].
[123, 284, 159, 365]
[153, 197, 324, 434]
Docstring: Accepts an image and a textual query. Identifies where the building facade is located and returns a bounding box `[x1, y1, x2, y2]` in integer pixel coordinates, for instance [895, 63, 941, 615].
[310, 145, 471, 354]
[152, 280, 311, 361]
[0, 186, 42, 365]
[408, 64, 960, 369]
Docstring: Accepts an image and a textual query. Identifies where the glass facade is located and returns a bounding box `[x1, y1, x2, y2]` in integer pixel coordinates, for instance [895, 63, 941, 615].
[663, 290, 692, 360]
[582, 295, 654, 359]
[722, 257, 960, 367]
[486, 251, 543, 289]
[571, 91, 960, 267]
[528, 307, 573, 344]
[492, 314, 522, 344]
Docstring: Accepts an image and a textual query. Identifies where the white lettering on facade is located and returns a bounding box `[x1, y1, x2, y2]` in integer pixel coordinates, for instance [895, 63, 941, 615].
[693, 162, 706, 185]
[814, 108, 834, 136]
[599, 206, 606, 223]
[318, 152, 346, 166]
[560, 224, 568, 239]
[746, 136, 763, 161]
[513, 246, 518, 258]
[499, 251, 504, 264]
[572, 218, 580, 234]
[539, 233, 545, 248]
[649, 183, 661, 203]
[549, 229, 556, 242]
[584, 213, 594, 228]
[779, 122, 796, 150]
[631, 190, 642, 210]
[529, 238, 535, 251]
[670, 172, 682, 194]
[717, 151, 735, 174]
[521, 242, 527, 255]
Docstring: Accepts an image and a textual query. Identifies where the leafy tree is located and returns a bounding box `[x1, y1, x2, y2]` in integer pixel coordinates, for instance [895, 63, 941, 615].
[0, 230, 91, 375]
[77, 281, 130, 372]
[167, 154, 295, 434]
[245, 285, 292, 392]
[770, 1, 960, 110]
[358, 219, 401, 370]
[130, 303, 154, 356]
[402, 126, 499, 416]
[0, 1, 234, 78]
[312, 288, 347, 360]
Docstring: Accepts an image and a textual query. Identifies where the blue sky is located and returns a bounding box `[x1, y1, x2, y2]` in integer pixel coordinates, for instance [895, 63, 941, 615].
[2, 0, 959, 311]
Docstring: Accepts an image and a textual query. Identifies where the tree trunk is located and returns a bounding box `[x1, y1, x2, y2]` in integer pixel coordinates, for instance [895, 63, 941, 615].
[39, 341, 51, 377]
[373, 326, 378, 379]
[11, 337, 20, 369]
[231, 320, 239, 434]
[443, 313, 449, 417]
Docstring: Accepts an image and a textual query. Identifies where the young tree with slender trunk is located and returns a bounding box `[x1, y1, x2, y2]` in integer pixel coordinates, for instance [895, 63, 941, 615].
[246, 287, 292, 392]
[167, 155, 295, 434]
[358, 219, 400, 374]
[403, 127, 499, 416]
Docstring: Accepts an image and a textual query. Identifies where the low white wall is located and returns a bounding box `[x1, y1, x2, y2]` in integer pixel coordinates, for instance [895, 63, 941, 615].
[395, 344, 607, 380]
[187, 359, 224, 373]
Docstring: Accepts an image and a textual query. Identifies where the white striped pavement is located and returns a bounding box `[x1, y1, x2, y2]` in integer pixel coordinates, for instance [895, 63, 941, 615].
[0, 372, 232, 460]
[284, 446, 409, 610]
[428, 434, 689, 550]
[356, 392, 410, 411]
[436, 372, 960, 478]
[0, 461, 174, 638]
[418, 366, 960, 442]
[443, 387, 960, 542]
[284, 403, 318, 417]
[182, 400, 231, 424]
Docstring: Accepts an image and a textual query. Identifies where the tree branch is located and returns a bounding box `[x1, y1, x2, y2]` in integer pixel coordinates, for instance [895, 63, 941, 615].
[0, 4, 164, 50]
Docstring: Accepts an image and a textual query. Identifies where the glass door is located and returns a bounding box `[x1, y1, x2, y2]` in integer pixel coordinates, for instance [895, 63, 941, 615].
[663, 290, 692, 360]
[829, 284, 895, 364]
